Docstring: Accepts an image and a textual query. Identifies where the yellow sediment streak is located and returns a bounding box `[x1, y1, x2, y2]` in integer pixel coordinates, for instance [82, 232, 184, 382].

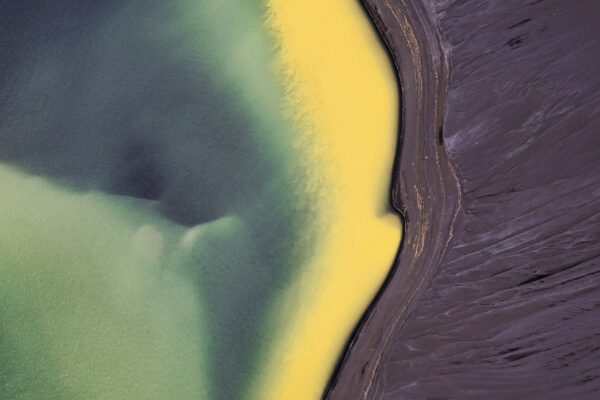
[252, 1, 402, 399]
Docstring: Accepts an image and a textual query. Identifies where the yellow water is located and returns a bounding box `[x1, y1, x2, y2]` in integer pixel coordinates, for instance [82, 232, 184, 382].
[251, 1, 402, 399]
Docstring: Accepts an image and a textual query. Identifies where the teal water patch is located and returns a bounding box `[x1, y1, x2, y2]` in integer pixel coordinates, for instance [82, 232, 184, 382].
[0, 165, 209, 399]
[0, 1, 315, 399]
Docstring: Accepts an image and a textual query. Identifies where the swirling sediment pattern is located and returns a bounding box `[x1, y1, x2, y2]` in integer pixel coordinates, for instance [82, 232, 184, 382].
[0, 1, 400, 399]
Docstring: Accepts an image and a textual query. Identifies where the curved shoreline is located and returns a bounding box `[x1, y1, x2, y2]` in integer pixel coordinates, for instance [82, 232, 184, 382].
[325, 0, 460, 398]
[327, 0, 600, 398]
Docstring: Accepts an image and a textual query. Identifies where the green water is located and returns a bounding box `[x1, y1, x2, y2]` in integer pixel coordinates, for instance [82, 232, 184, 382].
[0, 1, 313, 399]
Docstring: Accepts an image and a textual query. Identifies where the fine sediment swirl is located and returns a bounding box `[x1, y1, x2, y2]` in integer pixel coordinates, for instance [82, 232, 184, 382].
[0, 2, 402, 399]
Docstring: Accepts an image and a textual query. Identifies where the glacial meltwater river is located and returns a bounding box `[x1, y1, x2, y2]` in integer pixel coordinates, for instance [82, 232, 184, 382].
[0, 1, 400, 399]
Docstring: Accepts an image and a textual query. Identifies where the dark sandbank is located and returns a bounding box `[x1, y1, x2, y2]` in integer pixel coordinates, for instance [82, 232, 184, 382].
[328, 0, 600, 399]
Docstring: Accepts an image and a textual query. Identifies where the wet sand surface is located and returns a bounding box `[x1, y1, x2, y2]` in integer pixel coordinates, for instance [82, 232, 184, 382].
[327, 0, 600, 399]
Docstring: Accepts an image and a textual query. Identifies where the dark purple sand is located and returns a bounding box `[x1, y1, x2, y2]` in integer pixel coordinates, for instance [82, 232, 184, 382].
[327, 0, 600, 399]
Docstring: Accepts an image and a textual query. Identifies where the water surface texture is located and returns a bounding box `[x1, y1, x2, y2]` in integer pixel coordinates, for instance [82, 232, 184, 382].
[0, 1, 399, 399]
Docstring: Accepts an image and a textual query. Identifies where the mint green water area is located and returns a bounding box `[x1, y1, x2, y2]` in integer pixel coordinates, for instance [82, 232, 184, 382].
[0, 1, 313, 399]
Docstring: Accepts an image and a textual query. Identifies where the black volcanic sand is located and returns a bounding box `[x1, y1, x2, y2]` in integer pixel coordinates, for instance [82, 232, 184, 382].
[327, 0, 600, 399]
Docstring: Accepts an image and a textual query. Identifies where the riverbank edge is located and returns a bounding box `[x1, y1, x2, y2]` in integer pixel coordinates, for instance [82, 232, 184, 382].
[324, 1, 461, 398]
